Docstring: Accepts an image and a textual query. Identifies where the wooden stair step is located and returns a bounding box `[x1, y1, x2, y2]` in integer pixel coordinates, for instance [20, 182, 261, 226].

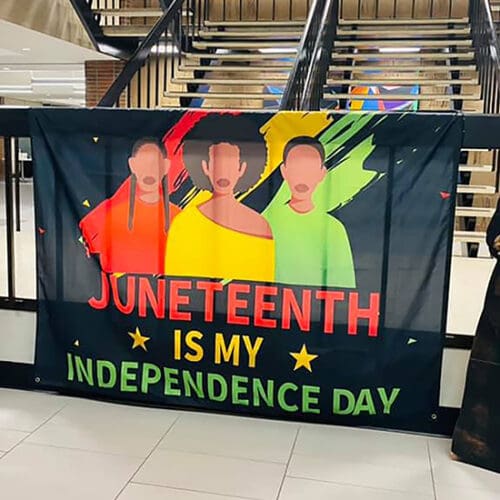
[203, 20, 305, 27]
[172, 77, 288, 85]
[337, 28, 470, 36]
[459, 164, 494, 172]
[331, 52, 474, 60]
[455, 207, 496, 217]
[457, 185, 497, 194]
[198, 30, 302, 38]
[102, 26, 171, 37]
[335, 39, 472, 47]
[192, 41, 299, 49]
[322, 92, 480, 100]
[462, 148, 492, 152]
[96, 8, 162, 16]
[184, 52, 297, 60]
[326, 78, 478, 86]
[179, 64, 293, 72]
[165, 91, 281, 100]
[339, 18, 469, 25]
[96, 8, 193, 17]
[329, 64, 477, 71]
[454, 231, 487, 242]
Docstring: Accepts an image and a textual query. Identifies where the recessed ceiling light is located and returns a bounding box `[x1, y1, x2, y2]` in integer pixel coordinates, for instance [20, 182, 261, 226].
[3, 67, 10, 71]
[21, 48, 31, 51]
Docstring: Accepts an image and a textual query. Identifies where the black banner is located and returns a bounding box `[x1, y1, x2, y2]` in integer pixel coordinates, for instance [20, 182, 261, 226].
[31, 109, 462, 432]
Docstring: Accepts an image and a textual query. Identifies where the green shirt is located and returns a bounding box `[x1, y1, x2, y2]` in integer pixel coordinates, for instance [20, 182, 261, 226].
[263, 116, 383, 288]
[265, 199, 356, 288]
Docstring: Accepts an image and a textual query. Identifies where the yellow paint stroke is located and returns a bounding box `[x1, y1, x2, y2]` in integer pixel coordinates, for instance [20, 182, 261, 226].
[178, 112, 333, 208]
[240, 111, 332, 201]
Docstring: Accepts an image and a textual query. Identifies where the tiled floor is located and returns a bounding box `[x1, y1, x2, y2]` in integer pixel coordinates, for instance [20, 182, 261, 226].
[1, 389, 500, 500]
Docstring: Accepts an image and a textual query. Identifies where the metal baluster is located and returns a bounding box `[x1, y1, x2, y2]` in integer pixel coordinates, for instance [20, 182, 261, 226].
[4, 137, 16, 300]
[13, 138, 21, 232]
[153, 42, 158, 107]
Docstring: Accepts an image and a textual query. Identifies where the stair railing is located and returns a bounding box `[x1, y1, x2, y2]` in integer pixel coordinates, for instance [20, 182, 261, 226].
[470, 0, 500, 115]
[469, 0, 500, 187]
[98, 0, 192, 107]
[280, 0, 338, 111]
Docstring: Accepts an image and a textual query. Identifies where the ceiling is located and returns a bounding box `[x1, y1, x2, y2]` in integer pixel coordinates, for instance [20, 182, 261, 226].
[0, 19, 114, 106]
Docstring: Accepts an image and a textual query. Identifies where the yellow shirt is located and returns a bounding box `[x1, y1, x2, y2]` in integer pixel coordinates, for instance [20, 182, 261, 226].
[165, 206, 275, 283]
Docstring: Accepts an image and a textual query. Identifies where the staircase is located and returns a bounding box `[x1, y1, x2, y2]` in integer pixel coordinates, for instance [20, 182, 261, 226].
[163, 19, 304, 109]
[323, 17, 478, 111]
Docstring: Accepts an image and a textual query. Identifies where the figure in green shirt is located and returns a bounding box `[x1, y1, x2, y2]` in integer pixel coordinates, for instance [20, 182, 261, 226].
[263, 119, 380, 289]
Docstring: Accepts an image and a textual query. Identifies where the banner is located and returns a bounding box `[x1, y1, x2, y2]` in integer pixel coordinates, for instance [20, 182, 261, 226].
[31, 109, 461, 432]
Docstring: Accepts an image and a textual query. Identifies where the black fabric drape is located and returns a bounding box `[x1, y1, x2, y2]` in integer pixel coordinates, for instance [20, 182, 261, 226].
[452, 199, 500, 473]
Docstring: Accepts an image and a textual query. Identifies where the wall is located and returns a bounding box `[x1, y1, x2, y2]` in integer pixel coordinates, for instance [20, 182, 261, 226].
[0, 0, 95, 51]
[206, 0, 470, 20]
[207, 0, 312, 20]
[85, 60, 126, 107]
[340, 0, 469, 18]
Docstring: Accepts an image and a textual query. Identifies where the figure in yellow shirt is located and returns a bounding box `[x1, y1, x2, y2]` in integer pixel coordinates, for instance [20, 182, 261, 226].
[165, 114, 275, 282]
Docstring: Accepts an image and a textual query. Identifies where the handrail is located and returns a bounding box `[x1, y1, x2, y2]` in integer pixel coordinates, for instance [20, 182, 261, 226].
[280, 0, 338, 111]
[469, 0, 500, 190]
[301, 0, 338, 110]
[280, 0, 323, 110]
[99, 0, 184, 107]
[469, 0, 500, 114]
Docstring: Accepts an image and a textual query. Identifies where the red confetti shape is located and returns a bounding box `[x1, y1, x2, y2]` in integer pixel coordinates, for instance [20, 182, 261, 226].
[440, 191, 451, 200]
[38, 227, 46, 235]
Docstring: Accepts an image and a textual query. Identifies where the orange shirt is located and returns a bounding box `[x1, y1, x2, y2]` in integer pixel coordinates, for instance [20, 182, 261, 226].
[80, 178, 180, 275]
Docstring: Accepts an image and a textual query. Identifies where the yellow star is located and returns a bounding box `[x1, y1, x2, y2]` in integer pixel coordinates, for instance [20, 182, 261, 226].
[290, 344, 318, 372]
[128, 327, 150, 351]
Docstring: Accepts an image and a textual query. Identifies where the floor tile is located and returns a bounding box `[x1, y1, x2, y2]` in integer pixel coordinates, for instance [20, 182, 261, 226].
[119, 483, 251, 500]
[135, 449, 285, 500]
[0, 442, 141, 500]
[0, 389, 67, 432]
[0, 429, 29, 452]
[294, 424, 430, 470]
[159, 412, 298, 463]
[27, 397, 179, 457]
[436, 484, 500, 500]
[278, 477, 434, 500]
[429, 439, 500, 493]
[288, 452, 434, 496]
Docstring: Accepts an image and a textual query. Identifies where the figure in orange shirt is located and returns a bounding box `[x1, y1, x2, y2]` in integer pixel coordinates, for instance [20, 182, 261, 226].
[80, 138, 180, 275]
